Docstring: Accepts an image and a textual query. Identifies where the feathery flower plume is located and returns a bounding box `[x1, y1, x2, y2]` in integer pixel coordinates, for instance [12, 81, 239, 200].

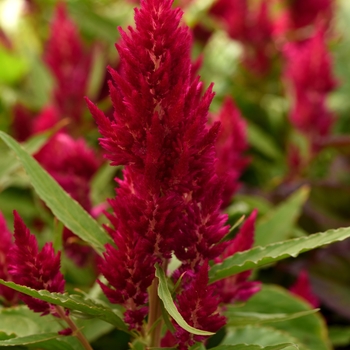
[0, 212, 17, 304]
[7, 211, 65, 315]
[86, 0, 229, 329]
[212, 98, 249, 208]
[287, 0, 333, 31]
[210, 0, 274, 74]
[44, 2, 92, 123]
[284, 27, 336, 147]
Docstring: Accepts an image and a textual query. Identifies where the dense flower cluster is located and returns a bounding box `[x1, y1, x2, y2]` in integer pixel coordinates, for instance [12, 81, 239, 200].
[7, 211, 65, 315]
[210, 0, 274, 74]
[0, 212, 17, 304]
[284, 27, 336, 149]
[44, 2, 92, 124]
[85, 0, 258, 341]
[212, 98, 249, 207]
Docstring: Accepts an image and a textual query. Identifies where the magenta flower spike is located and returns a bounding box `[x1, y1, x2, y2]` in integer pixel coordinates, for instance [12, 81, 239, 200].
[0, 212, 17, 304]
[213, 98, 249, 207]
[8, 211, 65, 315]
[288, 0, 333, 30]
[44, 2, 92, 123]
[284, 27, 336, 145]
[86, 0, 230, 328]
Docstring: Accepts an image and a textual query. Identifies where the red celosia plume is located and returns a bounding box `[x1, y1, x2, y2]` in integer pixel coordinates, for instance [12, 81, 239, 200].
[86, 0, 229, 329]
[7, 211, 65, 315]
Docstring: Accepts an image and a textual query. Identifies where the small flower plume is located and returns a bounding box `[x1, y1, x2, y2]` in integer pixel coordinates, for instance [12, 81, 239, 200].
[7, 211, 65, 315]
[0, 212, 17, 304]
[210, 0, 274, 74]
[212, 98, 249, 208]
[86, 0, 229, 328]
[290, 270, 320, 308]
[287, 0, 333, 31]
[284, 27, 336, 147]
[214, 210, 261, 304]
[44, 2, 92, 123]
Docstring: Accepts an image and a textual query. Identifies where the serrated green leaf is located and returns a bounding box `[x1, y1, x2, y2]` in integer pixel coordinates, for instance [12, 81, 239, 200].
[255, 186, 310, 246]
[155, 264, 214, 336]
[0, 131, 112, 254]
[0, 280, 128, 332]
[209, 226, 350, 283]
[225, 309, 319, 327]
[210, 344, 298, 350]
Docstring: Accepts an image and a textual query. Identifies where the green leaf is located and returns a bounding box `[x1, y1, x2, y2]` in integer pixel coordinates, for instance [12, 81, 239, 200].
[155, 264, 214, 336]
[0, 306, 61, 337]
[225, 309, 319, 327]
[329, 326, 350, 347]
[221, 327, 300, 350]
[0, 333, 68, 347]
[255, 186, 310, 246]
[209, 226, 350, 283]
[0, 130, 52, 187]
[0, 131, 112, 254]
[0, 280, 128, 332]
[0, 47, 27, 84]
[227, 285, 331, 350]
[210, 344, 298, 350]
[247, 123, 283, 160]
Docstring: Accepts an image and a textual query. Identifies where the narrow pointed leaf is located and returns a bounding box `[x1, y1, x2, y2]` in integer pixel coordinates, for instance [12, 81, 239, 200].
[209, 226, 350, 283]
[0, 131, 111, 254]
[0, 280, 128, 332]
[155, 264, 214, 336]
[255, 186, 310, 246]
[210, 344, 298, 350]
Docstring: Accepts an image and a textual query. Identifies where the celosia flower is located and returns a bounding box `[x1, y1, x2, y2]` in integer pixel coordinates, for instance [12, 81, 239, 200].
[210, 0, 274, 74]
[290, 270, 320, 308]
[7, 211, 65, 315]
[0, 212, 17, 304]
[86, 0, 229, 328]
[284, 28, 336, 95]
[44, 2, 92, 123]
[212, 98, 249, 207]
[287, 0, 333, 30]
[214, 210, 261, 303]
[284, 27, 336, 146]
[164, 262, 226, 349]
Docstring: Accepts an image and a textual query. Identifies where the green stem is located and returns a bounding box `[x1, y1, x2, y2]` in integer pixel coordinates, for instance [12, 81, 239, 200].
[148, 260, 168, 347]
[55, 306, 93, 350]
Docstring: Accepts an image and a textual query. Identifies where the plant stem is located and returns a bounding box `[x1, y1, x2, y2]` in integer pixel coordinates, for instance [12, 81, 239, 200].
[55, 305, 93, 350]
[148, 260, 168, 347]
